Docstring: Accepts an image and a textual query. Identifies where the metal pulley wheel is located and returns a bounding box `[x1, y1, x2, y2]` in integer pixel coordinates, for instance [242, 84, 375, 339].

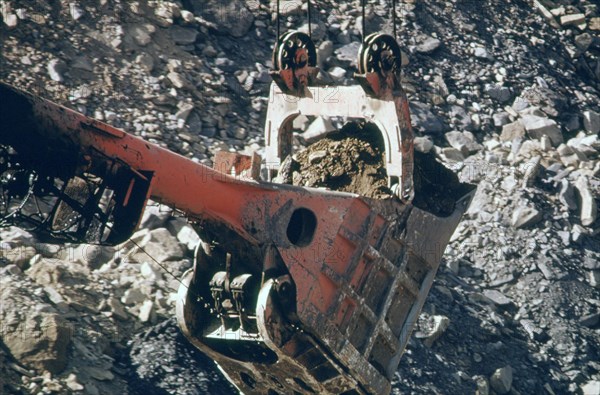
[272, 31, 316, 72]
[357, 33, 402, 76]
[357, 32, 377, 74]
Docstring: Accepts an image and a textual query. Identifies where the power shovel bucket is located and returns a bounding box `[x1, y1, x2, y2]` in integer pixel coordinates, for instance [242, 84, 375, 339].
[0, 81, 474, 395]
[176, 152, 475, 395]
[176, 30, 475, 391]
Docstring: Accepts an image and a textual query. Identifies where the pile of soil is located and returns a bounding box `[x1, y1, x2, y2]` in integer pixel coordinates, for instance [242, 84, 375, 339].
[284, 122, 392, 199]
[283, 122, 472, 216]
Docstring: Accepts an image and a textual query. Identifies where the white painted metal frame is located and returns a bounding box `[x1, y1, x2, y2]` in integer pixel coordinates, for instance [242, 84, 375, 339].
[264, 83, 409, 197]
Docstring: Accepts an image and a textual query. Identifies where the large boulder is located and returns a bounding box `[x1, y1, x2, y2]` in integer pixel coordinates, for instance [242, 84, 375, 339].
[0, 274, 72, 374]
[521, 115, 563, 146]
[127, 227, 185, 264]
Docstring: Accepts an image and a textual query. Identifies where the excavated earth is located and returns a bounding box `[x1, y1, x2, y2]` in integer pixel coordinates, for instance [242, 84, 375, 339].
[285, 123, 392, 198]
[1, 0, 600, 395]
[288, 122, 470, 217]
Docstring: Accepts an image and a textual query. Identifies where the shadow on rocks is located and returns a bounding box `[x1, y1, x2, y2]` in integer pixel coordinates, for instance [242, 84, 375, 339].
[119, 317, 237, 395]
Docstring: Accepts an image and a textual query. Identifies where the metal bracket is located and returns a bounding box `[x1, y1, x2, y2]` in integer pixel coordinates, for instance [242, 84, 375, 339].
[270, 30, 319, 97]
[263, 83, 414, 202]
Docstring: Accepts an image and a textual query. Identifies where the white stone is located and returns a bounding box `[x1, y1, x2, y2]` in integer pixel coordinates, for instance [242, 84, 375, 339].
[69, 3, 85, 20]
[3, 13, 17, 28]
[302, 117, 336, 143]
[180, 10, 195, 22]
[540, 135, 552, 151]
[121, 288, 145, 305]
[104, 111, 117, 121]
[423, 315, 450, 347]
[512, 206, 542, 229]
[47, 59, 67, 82]
[559, 179, 577, 211]
[483, 290, 512, 306]
[167, 71, 192, 90]
[171, 230, 196, 256]
[474, 46, 489, 59]
[557, 144, 586, 168]
[328, 66, 347, 81]
[140, 262, 161, 280]
[129, 25, 152, 46]
[582, 381, 600, 395]
[417, 36, 441, 54]
[73, 244, 113, 269]
[583, 110, 600, 134]
[414, 136, 434, 153]
[475, 376, 490, 395]
[490, 366, 513, 394]
[520, 115, 563, 146]
[575, 177, 597, 226]
[65, 373, 84, 391]
[445, 131, 482, 155]
[138, 300, 154, 323]
[501, 121, 525, 142]
[560, 14, 585, 27]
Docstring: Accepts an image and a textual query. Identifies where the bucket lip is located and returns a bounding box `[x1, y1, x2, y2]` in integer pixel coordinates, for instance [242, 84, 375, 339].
[360, 180, 476, 220]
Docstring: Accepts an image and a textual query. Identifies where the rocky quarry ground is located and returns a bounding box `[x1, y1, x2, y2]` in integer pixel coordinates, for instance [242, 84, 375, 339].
[1, 0, 600, 394]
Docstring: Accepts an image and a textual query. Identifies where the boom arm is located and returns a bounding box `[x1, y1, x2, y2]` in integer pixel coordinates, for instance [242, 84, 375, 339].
[0, 82, 285, 243]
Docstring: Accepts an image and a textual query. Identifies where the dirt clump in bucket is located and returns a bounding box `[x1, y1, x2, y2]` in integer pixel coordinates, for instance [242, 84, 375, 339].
[278, 121, 470, 216]
[278, 122, 392, 199]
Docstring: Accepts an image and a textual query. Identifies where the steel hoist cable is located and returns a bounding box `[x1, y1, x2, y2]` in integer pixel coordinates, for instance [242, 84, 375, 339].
[307, 0, 312, 38]
[274, 1, 398, 44]
[393, 0, 397, 40]
[276, 0, 280, 38]
[362, 0, 367, 43]
[362, 0, 400, 42]
[275, 0, 313, 40]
